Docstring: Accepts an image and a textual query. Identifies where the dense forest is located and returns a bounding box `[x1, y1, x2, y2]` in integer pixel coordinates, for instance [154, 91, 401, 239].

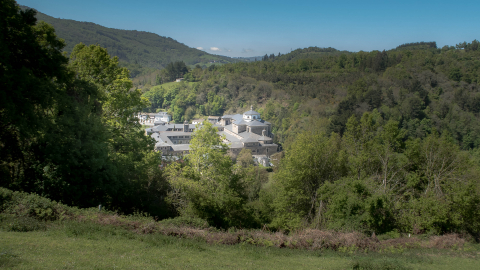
[2, 0, 480, 239]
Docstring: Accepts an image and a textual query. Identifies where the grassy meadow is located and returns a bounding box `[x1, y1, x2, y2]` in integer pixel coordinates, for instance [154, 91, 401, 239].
[1, 219, 479, 270]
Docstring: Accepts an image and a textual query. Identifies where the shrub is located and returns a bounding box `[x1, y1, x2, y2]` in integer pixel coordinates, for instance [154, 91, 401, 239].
[0, 215, 46, 232]
[0, 187, 66, 221]
[159, 216, 209, 229]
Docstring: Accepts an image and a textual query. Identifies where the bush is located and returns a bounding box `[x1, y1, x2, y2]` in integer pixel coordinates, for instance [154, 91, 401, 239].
[159, 216, 209, 229]
[63, 220, 135, 240]
[0, 187, 66, 221]
[0, 214, 46, 232]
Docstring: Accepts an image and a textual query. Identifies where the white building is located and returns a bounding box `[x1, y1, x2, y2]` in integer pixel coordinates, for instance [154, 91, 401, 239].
[154, 112, 171, 124]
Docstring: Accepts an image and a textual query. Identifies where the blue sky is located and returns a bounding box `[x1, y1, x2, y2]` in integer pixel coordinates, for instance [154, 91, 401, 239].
[17, 0, 480, 57]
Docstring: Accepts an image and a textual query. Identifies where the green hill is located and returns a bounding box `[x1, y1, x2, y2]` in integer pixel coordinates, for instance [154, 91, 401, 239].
[20, 5, 239, 77]
[273, 46, 350, 62]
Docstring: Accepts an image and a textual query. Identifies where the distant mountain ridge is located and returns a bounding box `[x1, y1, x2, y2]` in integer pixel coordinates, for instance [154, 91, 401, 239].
[20, 5, 238, 76]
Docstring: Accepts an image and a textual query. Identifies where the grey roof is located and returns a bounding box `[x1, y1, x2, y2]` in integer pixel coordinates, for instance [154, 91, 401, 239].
[230, 114, 243, 122]
[246, 120, 267, 127]
[155, 142, 171, 147]
[223, 124, 234, 133]
[183, 124, 197, 129]
[150, 133, 161, 140]
[258, 136, 269, 141]
[235, 120, 247, 125]
[229, 142, 244, 148]
[218, 131, 241, 143]
[221, 115, 234, 119]
[243, 109, 260, 115]
[242, 137, 258, 143]
[152, 125, 169, 132]
[162, 124, 195, 130]
[171, 144, 191, 151]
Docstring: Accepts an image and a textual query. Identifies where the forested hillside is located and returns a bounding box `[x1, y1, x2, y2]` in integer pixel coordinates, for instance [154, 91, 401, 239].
[20, 5, 241, 77]
[144, 40, 480, 148]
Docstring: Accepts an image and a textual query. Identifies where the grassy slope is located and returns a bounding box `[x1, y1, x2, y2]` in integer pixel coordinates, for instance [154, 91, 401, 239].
[1, 221, 479, 269]
[0, 188, 478, 269]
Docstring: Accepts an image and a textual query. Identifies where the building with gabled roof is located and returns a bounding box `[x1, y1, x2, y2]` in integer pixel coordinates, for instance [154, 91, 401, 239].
[147, 105, 278, 158]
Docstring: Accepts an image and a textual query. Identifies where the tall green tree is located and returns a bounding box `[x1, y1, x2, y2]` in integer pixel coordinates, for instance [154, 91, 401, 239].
[270, 132, 347, 230]
[67, 44, 169, 215]
[0, 0, 70, 191]
[166, 121, 251, 227]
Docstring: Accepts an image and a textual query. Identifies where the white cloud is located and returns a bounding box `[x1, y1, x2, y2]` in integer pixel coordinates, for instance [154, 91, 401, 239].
[210, 47, 221, 52]
[196, 47, 204, 50]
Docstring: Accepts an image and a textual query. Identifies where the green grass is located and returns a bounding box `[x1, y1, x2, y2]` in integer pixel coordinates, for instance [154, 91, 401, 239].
[1, 220, 479, 269]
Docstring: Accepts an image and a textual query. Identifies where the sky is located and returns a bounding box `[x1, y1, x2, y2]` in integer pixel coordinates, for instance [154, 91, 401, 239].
[17, 0, 480, 57]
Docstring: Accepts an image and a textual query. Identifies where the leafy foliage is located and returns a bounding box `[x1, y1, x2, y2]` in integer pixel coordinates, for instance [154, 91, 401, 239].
[166, 121, 254, 228]
[268, 114, 480, 236]
[0, 1, 171, 218]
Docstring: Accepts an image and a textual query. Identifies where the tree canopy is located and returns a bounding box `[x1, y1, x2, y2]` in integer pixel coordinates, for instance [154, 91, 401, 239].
[0, 1, 170, 218]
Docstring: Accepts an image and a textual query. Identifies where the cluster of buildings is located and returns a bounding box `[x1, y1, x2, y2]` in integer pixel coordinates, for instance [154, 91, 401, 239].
[137, 111, 172, 126]
[144, 106, 278, 159]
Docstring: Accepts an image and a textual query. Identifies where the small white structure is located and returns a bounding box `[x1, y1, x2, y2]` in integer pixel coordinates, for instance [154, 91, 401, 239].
[243, 105, 261, 122]
[175, 78, 184, 82]
[155, 112, 171, 123]
[192, 119, 204, 125]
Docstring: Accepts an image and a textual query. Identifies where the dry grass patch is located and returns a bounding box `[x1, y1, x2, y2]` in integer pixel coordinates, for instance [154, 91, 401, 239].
[72, 212, 473, 253]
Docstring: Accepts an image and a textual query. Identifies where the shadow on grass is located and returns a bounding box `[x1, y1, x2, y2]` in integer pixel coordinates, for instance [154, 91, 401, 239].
[0, 215, 46, 232]
[350, 257, 410, 270]
[0, 250, 21, 268]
